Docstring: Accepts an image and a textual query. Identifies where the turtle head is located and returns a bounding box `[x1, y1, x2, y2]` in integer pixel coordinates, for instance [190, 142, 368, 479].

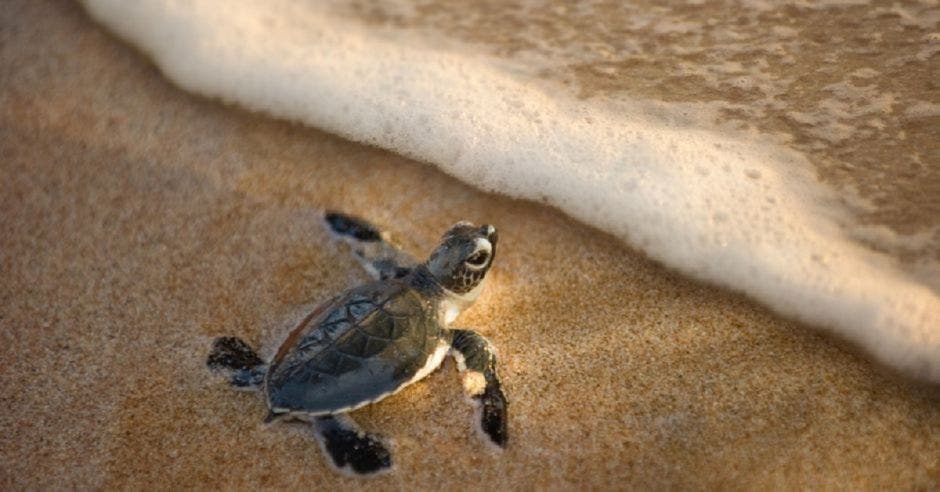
[425, 221, 498, 295]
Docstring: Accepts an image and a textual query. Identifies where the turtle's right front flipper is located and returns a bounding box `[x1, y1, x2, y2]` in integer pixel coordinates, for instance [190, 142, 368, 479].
[207, 337, 267, 391]
[449, 329, 509, 448]
[324, 211, 417, 280]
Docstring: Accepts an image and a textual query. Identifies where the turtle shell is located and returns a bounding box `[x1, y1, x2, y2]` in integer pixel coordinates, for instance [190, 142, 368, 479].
[264, 279, 442, 415]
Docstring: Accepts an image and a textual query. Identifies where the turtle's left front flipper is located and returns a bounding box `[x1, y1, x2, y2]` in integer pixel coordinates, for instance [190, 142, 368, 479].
[324, 211, 417, 280]
[449, 329, 508, 447]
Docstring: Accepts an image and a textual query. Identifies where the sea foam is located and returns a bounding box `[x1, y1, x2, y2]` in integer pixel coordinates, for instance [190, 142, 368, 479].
[82, 0, 940, 382]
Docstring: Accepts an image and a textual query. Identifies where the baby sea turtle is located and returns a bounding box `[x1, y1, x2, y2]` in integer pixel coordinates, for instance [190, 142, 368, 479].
[206, 212, 508, 475]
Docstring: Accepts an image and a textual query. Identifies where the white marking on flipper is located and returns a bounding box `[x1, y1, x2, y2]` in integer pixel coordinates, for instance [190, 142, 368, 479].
[461, 370, 486, 396]
[451, 349, 467, 372]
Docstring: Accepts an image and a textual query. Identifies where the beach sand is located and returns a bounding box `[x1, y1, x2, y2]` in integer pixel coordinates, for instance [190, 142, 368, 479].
[1, 1, 938, 489]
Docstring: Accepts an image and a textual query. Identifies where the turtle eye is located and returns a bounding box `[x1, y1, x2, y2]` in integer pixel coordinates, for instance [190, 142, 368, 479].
[465, 250, 489, 268]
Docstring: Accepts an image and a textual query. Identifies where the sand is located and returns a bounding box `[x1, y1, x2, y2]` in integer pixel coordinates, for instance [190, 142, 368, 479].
[1, 1, 938, 490]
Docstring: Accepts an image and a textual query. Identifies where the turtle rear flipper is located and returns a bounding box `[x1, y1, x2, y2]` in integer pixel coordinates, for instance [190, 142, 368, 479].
[324, 211, 417, 280]
[314, 415, 392, 475]
[207, 337, 267, 390]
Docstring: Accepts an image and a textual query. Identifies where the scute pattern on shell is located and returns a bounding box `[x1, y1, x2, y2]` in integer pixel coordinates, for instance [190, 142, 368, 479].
[265, 281, 440, 415]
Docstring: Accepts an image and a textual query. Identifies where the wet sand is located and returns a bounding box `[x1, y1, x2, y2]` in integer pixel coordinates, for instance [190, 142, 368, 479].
[338, 0, 940, 269]
[1, 1, 938, 489]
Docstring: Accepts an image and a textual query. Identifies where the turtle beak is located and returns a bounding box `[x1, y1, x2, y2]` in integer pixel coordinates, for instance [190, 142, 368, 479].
[481, 224, 498, 246]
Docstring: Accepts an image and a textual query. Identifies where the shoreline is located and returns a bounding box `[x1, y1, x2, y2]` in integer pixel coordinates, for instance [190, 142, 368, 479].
[81, 0, 940, 381]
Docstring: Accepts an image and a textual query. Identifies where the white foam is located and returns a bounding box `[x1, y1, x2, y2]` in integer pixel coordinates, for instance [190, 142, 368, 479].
[81, 0, 940, 382]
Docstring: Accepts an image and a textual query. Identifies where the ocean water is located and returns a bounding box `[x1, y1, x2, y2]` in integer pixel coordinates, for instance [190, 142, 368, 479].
[81, 0, 940, 381]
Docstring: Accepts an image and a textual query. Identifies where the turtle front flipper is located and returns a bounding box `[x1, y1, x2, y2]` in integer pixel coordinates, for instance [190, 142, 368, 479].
[314, 415, 392, 475]
[324, 211, 417, 280]
[206, 337, 267, 391]
[448, 329, 509, 447]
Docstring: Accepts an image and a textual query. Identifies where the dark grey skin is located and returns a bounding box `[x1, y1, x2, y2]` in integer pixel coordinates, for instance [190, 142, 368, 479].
[207, 212, 508, 476]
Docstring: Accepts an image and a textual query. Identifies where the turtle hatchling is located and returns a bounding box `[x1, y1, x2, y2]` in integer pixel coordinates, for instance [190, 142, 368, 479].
[207, 212, 508, 475]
